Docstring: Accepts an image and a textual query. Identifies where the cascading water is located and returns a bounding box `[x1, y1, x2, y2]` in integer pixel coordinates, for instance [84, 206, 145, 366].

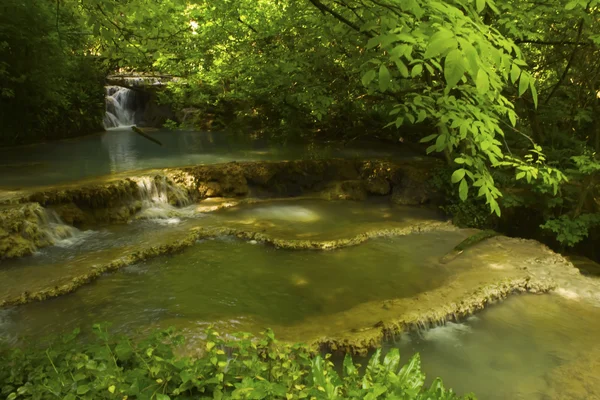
[134, 176, 195, 224]
[103, 86, 138, 129]
[23, 206, 91, 250]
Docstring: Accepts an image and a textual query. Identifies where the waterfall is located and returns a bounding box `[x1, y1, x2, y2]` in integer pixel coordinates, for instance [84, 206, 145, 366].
[37, 209, 82, 246]
[103, 86, 138, 129]
[22, 206, 92, 250]
[134, 176, 195, 224]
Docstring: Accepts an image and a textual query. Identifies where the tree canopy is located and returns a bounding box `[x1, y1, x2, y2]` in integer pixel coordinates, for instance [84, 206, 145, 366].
[3, 0, 600, 252]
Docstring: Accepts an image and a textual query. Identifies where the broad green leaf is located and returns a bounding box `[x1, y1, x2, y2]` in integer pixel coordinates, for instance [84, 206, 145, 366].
[518, 73, 530, 96]
[411, 63, 423, 77]
[424, 34, 457, 59]
[395, 59, 409, 78]
[435, 133, 447, 151]
[530, 81, 538, 108]
[420, 134, 437, 143]
[459, 38, 479, 76]
[451, 169, 466, 183]
[343, 353, 357, 377]
[444, 49, 466, 89]
[476, 69, 489, 94]
[379, 64, 391, 92]
[361, 70, 377, 87]
[459, 179, 469, 201]
[396, 33, 416, 43]
[491, 200, 501, 216]
[476, 0, 486, 13]
[508, 110, 517, 127]
[510, 64, 521, 84]
[565, 1, 578, 9]
[77, 385, 90, 395]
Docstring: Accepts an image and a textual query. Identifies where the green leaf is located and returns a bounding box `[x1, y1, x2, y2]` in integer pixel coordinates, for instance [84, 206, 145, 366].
[459, 179, 469, 201]
[510, 64, 521, 84]
[530, 81, 538, 108]
[476, 0, 486, 13]
[518, 73, 530, 96]
[451, 169, 466, 183]
[459, 38, 479, 76]
[108, 385, 116, 394]
[361, 70, 377, 87]
[424, 33, 457, 59]
[420, 134, 437, 143]
[508, 110, 517, 127]
[77, 385, 90, 395]
[516, 171, 525, 180]
[156, 394, 171, 400]
[411, 63, 423, 77]
[383, 348, 400, 373]
[444, 49, 466, 89]
[379, 64, 391, 92]
[395, 59, 410, 78]
[396, 33, 416, 43]
[491, 200, 501, 216]
[343, 353, 357, 377]
[565, 1, 578, 9]
[476, 69, 489, 94]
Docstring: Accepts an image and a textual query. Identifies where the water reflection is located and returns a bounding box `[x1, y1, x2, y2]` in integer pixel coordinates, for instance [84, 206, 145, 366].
[0, 129, 413, 188]
[102, 128, 137, 173]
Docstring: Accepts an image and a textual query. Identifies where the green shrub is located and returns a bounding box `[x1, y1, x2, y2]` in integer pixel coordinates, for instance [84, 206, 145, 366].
[0, 326, 474, 400]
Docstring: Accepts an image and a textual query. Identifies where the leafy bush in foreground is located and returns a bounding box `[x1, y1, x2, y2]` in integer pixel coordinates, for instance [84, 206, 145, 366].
[0, 326, 474, 400]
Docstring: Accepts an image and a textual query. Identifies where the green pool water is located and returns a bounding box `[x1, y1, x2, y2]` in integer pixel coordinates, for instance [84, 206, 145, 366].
[0, 231, 465, 345]
[0, 129, 415, 188]
[380, 293, 600, 399]
[0, 199, 443, 304]
[2, 196, 600, 400]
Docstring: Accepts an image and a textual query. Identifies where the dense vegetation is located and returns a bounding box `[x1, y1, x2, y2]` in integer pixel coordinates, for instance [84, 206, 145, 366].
[0, 0, 106, 145]
[0, 326, 472, 400]
[2, 0, 600, 254]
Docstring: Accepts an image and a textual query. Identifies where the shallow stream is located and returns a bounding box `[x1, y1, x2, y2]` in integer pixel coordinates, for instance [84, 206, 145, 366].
[1, 189, 600, 399]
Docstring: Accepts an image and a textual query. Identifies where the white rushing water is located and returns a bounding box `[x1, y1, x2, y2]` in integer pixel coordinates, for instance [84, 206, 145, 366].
[42, 210, 99, 250]
[103, 86, 137, 129]
[134, 176, 196, 223]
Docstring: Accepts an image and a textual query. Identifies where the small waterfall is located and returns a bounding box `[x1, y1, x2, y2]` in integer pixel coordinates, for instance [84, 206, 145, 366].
[103, 86, 138, 129]
[20, 206, 90, 250]
[134, 176, 195, 224]
[37, 209, 83, 247]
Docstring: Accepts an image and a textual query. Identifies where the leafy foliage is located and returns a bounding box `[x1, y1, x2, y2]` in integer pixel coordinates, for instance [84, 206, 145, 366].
[0, 326, 474, 400]
[0, 0, 106, 145]
[3, 0, 600, 251]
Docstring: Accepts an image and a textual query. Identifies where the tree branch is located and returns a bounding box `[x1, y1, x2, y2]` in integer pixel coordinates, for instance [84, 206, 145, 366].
[514, 39, 591, 46]
[307, 0, 373, 37]
[237, 17, 258, 33]
[544, 18, 585, 105]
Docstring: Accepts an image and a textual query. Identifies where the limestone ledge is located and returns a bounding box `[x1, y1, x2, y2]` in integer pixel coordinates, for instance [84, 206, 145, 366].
[0, 221, 454, 308]
[0, 158, 441, 259]
[0, 227, 588, 357]
[0, 203, 57, 259]
[266, 236, 580, 355]
[1, 158, 440, 224]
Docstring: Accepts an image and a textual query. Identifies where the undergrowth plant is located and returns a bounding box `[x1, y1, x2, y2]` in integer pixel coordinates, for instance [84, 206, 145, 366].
[0, 326, 475, 400]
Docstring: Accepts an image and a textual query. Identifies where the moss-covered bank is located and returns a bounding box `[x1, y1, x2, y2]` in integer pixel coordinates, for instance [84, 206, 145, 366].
[0, 158, 441, 259]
